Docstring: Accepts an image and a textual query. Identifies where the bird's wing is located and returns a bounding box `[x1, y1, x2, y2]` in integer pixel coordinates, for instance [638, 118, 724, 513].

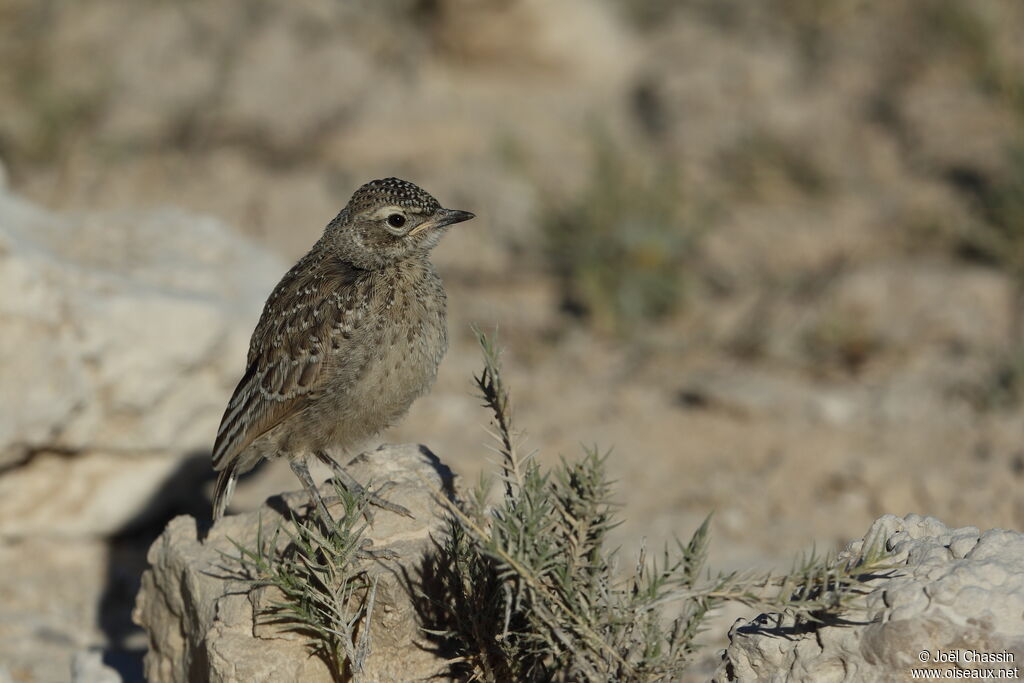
[211, 253, 365, 471]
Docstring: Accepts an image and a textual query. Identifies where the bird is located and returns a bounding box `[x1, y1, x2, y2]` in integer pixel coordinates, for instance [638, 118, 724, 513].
[210, 177, 474, 523]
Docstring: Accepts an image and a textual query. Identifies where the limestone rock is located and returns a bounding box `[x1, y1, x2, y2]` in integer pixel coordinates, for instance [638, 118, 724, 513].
[0, 538, 118, 683]
[71, 651, 123, 683]
[0, 185, 283, 536]
[716, 514, 1024, 682]
[133, 444, 455, 683]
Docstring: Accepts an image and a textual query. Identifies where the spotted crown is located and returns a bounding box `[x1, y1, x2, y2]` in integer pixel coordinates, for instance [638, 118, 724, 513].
[347, 177, 441, 214]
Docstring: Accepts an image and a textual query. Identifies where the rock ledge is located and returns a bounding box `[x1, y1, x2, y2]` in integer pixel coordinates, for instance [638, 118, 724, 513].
[716, 514, 1024, 682]
[133, 444, 454, 683]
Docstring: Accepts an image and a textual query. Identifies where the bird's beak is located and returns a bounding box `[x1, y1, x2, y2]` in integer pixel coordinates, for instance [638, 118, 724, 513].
[409, 208, 475, 236]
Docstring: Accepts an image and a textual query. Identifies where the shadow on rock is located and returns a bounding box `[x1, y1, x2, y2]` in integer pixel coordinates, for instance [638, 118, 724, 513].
[99, 451, 218, 682]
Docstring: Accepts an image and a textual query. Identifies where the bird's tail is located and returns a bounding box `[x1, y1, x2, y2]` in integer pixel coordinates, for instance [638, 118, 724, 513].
[212, 462, 240, 522]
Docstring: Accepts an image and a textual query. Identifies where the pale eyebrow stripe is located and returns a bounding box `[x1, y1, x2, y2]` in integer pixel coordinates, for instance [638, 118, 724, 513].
[369, 205, 424, 220]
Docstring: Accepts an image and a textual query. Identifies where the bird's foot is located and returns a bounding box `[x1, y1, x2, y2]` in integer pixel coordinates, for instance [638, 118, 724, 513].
[364, 481, 415, 520]
[326, 479, 414, 523]
[355, 537, 398, 561]
[317, 481, 413, 523]
[313, 450, 415, 521]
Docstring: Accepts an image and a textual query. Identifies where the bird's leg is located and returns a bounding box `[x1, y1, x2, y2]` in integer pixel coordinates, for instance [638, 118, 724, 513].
[314, 450, 414, 520]
[290, 456, 398, 559]
[289, 457, 336, 525]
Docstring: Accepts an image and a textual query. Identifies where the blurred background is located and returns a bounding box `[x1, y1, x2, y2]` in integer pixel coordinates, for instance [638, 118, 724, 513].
[1, 0, 1023, 680]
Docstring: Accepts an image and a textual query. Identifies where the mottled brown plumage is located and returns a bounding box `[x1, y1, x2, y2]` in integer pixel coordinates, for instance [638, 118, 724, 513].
[211, 178, 474, 521]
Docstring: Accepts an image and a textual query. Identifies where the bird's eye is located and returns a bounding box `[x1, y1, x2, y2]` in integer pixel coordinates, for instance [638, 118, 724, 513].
[386, 214, 406, 228]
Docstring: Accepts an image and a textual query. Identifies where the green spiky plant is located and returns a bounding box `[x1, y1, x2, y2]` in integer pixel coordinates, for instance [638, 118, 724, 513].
[225, 484, 378, 681]
[417, 328, 896, 682]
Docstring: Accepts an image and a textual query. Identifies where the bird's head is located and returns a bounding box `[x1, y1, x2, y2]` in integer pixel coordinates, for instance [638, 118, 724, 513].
[329, 177, 474, 268]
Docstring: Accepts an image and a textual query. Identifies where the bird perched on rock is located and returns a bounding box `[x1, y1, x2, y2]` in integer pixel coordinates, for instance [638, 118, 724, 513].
[211, 177, 474, 522]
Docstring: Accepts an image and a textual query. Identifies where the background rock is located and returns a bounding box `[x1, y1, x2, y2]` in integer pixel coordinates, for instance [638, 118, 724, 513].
[0, 185, 282, 536]
[0, 183, 282, 680]
[0, 538, 120, 683]
[133, 444, 454, 683]
[71, 651, 123, 683]
[716, 514, 1024, 682]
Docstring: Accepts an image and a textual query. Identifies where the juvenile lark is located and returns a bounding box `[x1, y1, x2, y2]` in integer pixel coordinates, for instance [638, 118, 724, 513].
[211, 177, 474, 522]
